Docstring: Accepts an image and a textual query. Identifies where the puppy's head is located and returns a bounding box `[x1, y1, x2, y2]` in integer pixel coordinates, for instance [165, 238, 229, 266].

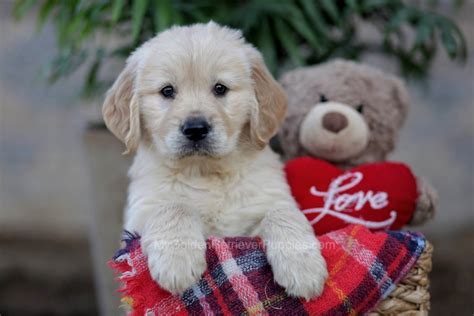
[103, 22, 286, 160]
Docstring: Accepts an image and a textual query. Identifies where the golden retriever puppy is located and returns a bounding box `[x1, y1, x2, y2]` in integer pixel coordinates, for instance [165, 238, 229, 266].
[102, 22, 327, 300]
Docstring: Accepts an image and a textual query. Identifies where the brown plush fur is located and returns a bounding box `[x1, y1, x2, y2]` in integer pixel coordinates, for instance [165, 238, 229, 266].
[278, 59, 437, 225]
[279, 59, 409, 165]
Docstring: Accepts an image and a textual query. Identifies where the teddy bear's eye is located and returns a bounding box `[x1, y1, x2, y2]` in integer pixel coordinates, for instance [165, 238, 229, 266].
[356, 104, 364, 113]
[320, 94, 328, 103]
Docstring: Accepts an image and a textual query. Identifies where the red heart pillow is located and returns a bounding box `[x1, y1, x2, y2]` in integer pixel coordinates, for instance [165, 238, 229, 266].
[285, 157, 418, 235]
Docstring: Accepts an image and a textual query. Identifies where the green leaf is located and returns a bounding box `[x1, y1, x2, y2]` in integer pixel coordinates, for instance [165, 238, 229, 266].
[173, 10, 184, 26]
[346, 0, 360, 12]
[386, 7, 414, 31]
[362, 0, 399, 11]
[274, 19, 304, 66]
[10, 0, 469, 96]
[320, 0, 340, 22]
[299, 0, 330, 35]
[111, 0, 125, 24]
[257, 18, 277, 74]
[285, 11, 323, 55]
[68, 11, 85, 34]
[132, 0, 148, 42]
[436, 17, 467, 59]
[110, 44, 135, 58]
[190, 11, 208, 23]
[13, 0, 37, 20]
[56, 9, 73, 48]
[440, 26, 458, 58]
[153, 0, 172, 33]
[82, 49, 105, 96]
[415, 17, 434, 46]
[36, 0, 57, 29]
[47, 48, 87, 82]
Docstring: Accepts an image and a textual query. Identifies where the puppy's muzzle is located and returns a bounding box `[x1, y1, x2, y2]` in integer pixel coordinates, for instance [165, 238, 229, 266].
[181, 117, 211, 142]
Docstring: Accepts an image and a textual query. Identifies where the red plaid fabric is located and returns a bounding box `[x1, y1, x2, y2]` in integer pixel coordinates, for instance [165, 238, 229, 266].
[110, 225, 425, 315]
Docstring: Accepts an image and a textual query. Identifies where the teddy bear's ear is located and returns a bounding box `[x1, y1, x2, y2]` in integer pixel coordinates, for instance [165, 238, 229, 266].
[390, 77, 410, 128]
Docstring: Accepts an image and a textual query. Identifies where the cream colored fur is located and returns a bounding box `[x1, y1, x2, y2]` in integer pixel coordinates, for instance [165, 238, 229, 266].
[299, 101, 369, 161]
[103, 22, 327, 299]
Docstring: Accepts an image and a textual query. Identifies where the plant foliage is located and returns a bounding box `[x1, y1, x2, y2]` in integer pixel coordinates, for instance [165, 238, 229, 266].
[13, 0, 467, 96]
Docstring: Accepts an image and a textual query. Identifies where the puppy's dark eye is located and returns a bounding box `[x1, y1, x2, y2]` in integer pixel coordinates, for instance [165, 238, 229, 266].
[356, 104, 364, 113]
[160, 85, 175, 98]
[320, 94, 328, 103]
[213, 83, 228, 96]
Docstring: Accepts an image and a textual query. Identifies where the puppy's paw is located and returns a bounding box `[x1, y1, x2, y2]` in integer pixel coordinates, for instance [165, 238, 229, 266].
[268, 242, 328, 300]
[146, 240, 206, 295]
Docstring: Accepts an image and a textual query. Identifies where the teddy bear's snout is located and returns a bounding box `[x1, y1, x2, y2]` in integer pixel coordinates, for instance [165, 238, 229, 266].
[322, 112, 348, 133]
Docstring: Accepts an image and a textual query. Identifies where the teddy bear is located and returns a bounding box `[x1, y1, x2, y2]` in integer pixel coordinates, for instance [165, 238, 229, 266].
[277, 59, 437, 231]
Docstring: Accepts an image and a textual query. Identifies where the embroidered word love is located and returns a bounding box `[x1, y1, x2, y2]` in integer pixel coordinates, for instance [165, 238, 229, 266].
[285, 157, 418, 234]
[302, 172, 397, 229]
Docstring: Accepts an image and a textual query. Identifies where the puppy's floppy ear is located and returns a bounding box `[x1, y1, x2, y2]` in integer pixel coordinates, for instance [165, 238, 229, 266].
[248, 47, 288, 149]
[102, 57, 141, 154]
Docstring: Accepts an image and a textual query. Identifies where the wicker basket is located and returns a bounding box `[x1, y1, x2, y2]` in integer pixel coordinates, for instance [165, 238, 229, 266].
[370, 241, 433, 315]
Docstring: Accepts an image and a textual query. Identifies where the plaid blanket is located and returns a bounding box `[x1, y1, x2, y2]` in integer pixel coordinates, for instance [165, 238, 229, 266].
[110, 225, 425, 316]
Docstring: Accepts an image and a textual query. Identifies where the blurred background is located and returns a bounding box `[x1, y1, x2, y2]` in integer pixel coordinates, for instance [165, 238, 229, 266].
[0, 0, 472, 315]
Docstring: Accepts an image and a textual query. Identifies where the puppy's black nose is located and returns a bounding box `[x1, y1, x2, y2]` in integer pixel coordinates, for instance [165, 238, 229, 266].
[181, 117, 211, 142]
